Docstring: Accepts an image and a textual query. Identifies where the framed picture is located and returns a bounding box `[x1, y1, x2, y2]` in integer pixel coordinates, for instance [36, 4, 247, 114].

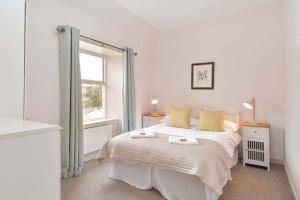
[191, 62, 214, 89]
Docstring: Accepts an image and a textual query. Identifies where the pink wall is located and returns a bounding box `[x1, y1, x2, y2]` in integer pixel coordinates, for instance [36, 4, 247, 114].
[106, 53, 123, 135]
[26, 0, 287, 162]
[148, 3, 284, 160]
[26, 0, 158, 128]
[283, 0, 300, 198]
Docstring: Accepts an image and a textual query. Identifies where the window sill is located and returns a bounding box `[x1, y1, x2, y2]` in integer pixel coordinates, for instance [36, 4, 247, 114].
[84, 118, 118, 129]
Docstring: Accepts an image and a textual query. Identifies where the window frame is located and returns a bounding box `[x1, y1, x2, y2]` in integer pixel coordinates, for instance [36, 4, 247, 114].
[80, 49, 106, 124]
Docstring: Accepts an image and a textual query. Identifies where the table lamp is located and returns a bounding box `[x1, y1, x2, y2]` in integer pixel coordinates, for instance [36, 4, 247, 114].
[243, 97, 256, 123]
[151, 97, 159, 115]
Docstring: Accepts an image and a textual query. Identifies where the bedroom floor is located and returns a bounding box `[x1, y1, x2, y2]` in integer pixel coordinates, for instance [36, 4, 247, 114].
[61, 160, 295, 200]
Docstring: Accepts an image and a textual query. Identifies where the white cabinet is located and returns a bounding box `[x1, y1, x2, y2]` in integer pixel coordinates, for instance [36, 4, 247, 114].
[142, 114, 164, 128]
[0, 118, 61, 200]
[242, 123, 270, 171]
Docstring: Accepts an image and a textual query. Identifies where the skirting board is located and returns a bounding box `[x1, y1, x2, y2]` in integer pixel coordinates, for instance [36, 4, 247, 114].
[284, 160, 299, 200]
[239, 155, 283, 165]
[84, 150, 99, 162]
[271, 158, 283, 164]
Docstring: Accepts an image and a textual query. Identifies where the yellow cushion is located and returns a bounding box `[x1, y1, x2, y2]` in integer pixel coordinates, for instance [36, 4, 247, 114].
[199, 110, 225, 132]
[168, 106, 192, 129]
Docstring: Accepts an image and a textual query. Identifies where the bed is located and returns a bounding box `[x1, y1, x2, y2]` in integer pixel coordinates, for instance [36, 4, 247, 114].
[97, 112, 241, 200]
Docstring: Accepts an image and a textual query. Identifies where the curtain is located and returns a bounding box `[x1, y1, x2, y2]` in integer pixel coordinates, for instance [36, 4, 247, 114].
[58, 26, 84, 178]
[123, 47, 136, 132]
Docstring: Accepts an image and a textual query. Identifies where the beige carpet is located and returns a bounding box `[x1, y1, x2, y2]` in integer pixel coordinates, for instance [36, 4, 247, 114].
[62, 160, 295, 200]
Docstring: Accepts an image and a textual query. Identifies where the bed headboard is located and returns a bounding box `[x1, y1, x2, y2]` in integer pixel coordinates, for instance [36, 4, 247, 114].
[191, 105, 241, 125]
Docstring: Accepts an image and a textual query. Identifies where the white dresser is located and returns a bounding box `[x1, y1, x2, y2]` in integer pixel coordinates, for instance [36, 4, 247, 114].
[0, 118, 61, 200]
[241, 122, 270, 171]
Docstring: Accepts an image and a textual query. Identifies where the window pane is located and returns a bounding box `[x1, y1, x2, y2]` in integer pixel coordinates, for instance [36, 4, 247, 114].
[82, 83, 104, 122]
[80, 53, 103, 81]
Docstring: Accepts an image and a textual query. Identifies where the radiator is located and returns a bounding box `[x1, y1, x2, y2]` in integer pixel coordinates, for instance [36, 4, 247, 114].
[83, 124, 112, 154]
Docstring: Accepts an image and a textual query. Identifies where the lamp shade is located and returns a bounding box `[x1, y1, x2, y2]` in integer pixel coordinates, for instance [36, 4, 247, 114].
[151, 97, 159, 105]
[243, 98, 255, 110]
[243, 97, 256, 123]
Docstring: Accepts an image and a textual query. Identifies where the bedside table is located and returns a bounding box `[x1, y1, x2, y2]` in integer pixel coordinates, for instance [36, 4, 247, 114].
[142, 113, 165, 128]
[241, 122, 270, 171]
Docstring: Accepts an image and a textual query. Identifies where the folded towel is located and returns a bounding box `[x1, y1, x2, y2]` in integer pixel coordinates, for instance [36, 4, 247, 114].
[130, 130, 156, 138]
[168, 136, 199, 145]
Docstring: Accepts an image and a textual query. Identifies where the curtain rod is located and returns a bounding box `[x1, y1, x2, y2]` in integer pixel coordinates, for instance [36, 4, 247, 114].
[56, 26, 138, 56]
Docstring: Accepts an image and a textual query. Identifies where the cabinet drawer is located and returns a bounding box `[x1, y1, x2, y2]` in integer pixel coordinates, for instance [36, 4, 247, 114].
[244, 127, 268, 140]
[143, 117, 157, 123]
[142, 116, 164, 128]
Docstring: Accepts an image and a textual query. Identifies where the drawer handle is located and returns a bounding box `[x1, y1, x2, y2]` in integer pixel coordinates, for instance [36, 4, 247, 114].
[254, 131, 257, 133]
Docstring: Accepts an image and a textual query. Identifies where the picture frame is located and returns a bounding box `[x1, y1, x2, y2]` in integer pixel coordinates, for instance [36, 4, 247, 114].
[191, 62, 214, 89]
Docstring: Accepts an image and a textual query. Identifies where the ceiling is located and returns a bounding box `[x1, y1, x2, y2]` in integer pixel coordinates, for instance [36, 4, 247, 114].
[113, 0, 281, 31]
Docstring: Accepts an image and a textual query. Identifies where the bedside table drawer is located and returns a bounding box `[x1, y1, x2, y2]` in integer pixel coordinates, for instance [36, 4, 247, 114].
[142, 115, 164, 128]
[244, 127, 267, 140]
[144, 117, 156, 123]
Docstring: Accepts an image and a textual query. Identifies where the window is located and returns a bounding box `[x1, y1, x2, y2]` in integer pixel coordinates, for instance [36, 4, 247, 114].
[80, 51, 105, 123]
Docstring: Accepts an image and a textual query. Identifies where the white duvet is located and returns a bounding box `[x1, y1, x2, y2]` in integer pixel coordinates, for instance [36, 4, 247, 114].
[143, 123, 242, 157]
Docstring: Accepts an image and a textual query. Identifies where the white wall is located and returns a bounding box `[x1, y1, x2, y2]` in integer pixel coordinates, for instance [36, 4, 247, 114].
[0, 0, 25, 118]
[147, 3, 285, 160]
[106, 53, 123, 134]
[26, 0, 158, 128]
[283, 0, 300, 198]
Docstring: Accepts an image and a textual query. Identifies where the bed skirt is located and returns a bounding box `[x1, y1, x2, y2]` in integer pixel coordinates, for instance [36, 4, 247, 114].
[107, 149, 238, 200]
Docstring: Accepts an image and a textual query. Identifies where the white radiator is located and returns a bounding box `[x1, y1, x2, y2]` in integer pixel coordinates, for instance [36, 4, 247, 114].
[84, 124, 112, 154]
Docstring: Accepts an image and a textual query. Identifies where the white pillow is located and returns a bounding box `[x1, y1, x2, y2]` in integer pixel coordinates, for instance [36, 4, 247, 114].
[223, 120, 239, 132]
[159, 115, 198, 127]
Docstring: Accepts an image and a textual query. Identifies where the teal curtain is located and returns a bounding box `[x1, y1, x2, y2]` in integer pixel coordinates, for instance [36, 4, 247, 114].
[123, 47, 136, 132]
[58, 26, 84, 178]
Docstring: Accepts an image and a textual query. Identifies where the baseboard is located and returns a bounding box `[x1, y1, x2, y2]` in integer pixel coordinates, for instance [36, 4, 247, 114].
[83, 150, 99, 162]
[270, 158, 283, 164]
[284, 160, 299, 200]
[239, 155, 284, 165]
